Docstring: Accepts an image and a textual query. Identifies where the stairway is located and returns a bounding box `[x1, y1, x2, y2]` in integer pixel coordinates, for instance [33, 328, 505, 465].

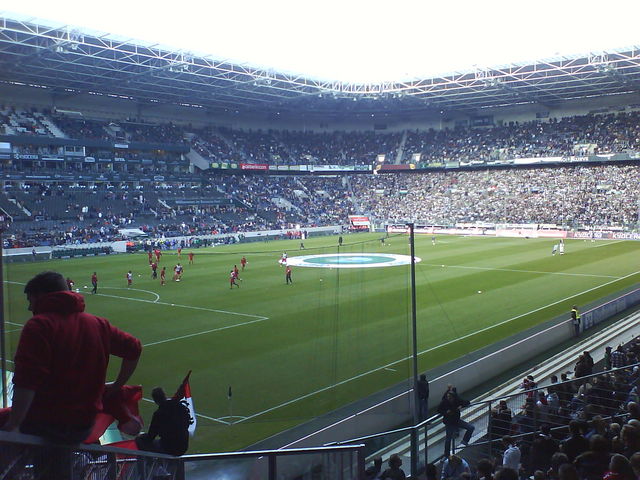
[394, 130, 408, 164]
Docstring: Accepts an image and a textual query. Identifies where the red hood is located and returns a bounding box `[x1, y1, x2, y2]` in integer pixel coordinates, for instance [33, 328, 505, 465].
[33, 291, 86, 315]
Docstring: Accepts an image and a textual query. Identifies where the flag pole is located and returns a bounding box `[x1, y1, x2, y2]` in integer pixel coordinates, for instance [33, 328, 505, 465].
[227, 386, 233, 424]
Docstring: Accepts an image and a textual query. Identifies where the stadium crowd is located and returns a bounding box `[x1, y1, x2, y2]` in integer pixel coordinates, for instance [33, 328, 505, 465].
[3, 162, 640, 247]
[398, 337, 640, 480]
[352, 165, 640, 226]
[3, 107, 640, 166]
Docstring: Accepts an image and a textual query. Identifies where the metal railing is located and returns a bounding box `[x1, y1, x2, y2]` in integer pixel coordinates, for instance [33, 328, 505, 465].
[328, 362, 640, 476]
[0, 431, 364, 480]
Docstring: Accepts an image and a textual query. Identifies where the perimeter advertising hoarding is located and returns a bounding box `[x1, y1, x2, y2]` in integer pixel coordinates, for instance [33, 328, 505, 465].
[0, 142, 10, 153]
[376, 164, 415, 171]
[348, 215, 371, 227]
[240, 163, 268, 171]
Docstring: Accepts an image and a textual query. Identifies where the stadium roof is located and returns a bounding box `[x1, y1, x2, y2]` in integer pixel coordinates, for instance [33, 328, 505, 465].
[2, 15, 640, 117]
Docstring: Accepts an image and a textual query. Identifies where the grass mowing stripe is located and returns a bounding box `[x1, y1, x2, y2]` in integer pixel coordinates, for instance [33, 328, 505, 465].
[236, 269, 640, 422]
[421, 264, 620, 279]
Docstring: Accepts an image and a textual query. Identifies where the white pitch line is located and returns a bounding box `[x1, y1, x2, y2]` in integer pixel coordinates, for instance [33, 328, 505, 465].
[102, 287, 160, 303]
[95, 293, 268, 321]
[142, 397, 231, 425]
[4, 280, 265, 321]
[236, 269, 640, 423]
[422, 263, 620, 279]
[143, 317, 269, 347]
[3, 280, 269, 343]
[593, 240, 624, 248]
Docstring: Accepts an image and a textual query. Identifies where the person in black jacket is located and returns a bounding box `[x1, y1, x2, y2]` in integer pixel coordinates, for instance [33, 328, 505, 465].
[136, 387, 190, 456]
[438, 388, 475, 457]
[417, 374, 430, 421]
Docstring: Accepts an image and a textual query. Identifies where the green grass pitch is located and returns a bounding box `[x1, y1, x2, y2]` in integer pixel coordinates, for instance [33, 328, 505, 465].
[3, 233, 639, 452]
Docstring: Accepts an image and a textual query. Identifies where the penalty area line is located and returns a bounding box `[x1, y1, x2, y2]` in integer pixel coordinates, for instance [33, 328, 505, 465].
[95, 292, 267, 321]
[236, 269, 640, 424]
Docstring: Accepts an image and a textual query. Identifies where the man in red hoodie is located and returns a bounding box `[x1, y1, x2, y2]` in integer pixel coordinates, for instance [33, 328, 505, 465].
[2, 271, 142, 442]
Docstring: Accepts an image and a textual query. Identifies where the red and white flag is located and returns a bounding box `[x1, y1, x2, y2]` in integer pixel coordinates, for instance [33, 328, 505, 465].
[173, 371, 196, 436]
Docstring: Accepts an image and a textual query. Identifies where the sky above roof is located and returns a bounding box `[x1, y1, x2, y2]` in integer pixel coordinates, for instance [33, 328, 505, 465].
[4, 0, 640, 83]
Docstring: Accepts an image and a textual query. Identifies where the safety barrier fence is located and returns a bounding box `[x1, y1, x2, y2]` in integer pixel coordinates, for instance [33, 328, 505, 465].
[0, 431, 364, 480]
[329, 363, 639, 476]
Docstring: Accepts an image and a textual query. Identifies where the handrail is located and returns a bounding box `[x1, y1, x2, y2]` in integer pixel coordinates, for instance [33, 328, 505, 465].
[328, 361, 640, 447]
[0, 430, 177, 460]
[181, 443, 365, 461]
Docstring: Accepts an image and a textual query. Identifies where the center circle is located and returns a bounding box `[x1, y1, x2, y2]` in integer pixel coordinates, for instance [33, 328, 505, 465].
[287, 253, 421, 269]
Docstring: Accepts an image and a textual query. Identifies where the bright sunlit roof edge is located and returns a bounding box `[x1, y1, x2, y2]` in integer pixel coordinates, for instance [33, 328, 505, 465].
[3, 10, 640, 85]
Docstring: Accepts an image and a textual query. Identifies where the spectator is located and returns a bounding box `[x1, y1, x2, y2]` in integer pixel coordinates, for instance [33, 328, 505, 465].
[605, 454, 636, 480]
[620, 425, 640, 459]
[494, 467, 518, 480]
[438, 388, 475, 457]
[574, 434, 612, 480]
[1, 271, 142, 478]
[135, 387, 190, 456]
[417, 374, 430, 421]
[440, 454, 471, 480]
[490, 400, 513, 439]
[559, 463, 580, 480]
[529, 424, 559, 474]
[612, 346, 627, 369]
[561, 420, 590, 462]
[476, 458, 495, 480]
[380, 454, 406, 480]
[365, 457, 383, 479]
[628, 452, 640, 479]
[548, 452, 571, 480]
[605, 347, 613, 370]
[425, 463, 438, 480]
[501, 436, 521, 472]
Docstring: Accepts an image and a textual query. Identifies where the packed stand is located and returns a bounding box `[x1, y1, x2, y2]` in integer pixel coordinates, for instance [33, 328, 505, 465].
[51, 113, 112, 141]
[388, 339, 640, 480]
[191, 127, 235, 163]
[403, 112, 640, 164]
[352, 165, 640, 226]
[121, 121, 186, 144]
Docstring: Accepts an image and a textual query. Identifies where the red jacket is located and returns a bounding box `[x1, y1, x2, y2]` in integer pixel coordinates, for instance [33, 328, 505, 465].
[13, 291, 142, 427]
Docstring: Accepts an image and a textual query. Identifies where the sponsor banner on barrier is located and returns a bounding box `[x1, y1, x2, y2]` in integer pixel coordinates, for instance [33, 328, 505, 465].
[41, 156, 64, 162]
[114, 143, 129, 149]
[496, 229, 567, 239]
[240, 163, 268, 170]
[377, 164, 415, 171]
[348, 215, 371, 227]
[386, 225, 495, 236]
[310, 165, 345, 172]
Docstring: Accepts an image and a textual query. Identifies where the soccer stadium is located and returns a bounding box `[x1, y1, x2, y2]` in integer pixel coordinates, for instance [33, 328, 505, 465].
[1, 3, 640, 479]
